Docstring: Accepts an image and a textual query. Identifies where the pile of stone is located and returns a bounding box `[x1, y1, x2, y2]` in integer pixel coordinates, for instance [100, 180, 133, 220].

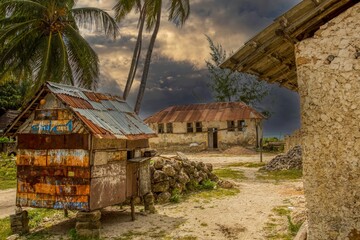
[10, 210, 29, 235]
[75, 210, 101, 238]
[261, 146, 302, 171]
[150, 152, 219, 203]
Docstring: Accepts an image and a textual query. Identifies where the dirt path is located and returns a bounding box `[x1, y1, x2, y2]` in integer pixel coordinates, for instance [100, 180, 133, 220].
[0, 188, 16, 218]
[0, 153, 305, 239]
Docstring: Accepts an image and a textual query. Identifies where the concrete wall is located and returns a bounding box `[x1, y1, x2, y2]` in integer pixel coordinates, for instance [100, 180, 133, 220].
[295, 3, 360, 239]
[148, 119, 261, 151]
[284, 129, 302, 152]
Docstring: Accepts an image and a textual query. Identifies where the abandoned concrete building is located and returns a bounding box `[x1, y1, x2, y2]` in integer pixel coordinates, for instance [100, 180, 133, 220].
[144, 102, 264, 151]
[221, 0, 360, 239]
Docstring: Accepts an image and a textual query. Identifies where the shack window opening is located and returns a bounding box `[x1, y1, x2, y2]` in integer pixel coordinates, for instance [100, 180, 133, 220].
[227, 121, 235, 132]
[158, 123, 164, 134]
[187, 123, 193, 133]
[127, 150, 134, 160]
[195, 122, 202, 132]
[166, 123, 173, 133]
[238, 120, 246, 131]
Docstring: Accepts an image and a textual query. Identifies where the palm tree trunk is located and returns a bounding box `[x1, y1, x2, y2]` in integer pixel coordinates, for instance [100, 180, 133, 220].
[134, 3, 162, 114]
[122, 5, 146, 100]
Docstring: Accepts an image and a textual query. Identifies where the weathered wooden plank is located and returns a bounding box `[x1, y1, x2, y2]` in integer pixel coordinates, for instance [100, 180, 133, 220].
[90, 162, 127, 210]
[127, 139, 149, 150]
[92, 138, 127, 150]
[93, 151, 127, 165]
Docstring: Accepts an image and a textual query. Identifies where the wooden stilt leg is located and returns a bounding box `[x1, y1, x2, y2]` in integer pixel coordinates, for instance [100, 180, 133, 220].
[131, 197, 135, 221]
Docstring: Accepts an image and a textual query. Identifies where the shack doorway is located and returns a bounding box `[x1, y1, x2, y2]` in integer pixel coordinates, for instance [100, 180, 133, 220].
[208, 128, 218, 149]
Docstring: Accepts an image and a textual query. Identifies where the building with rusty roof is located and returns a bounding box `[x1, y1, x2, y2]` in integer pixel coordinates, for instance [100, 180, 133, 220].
[145, 102, 264, 151]
[4, 82, 155, 214]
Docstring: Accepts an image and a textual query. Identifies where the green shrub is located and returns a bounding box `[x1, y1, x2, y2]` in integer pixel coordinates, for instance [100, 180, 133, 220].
[199, 180, 216, 190]
[170, 188, 182, 203]
[185, 180, 199, 192]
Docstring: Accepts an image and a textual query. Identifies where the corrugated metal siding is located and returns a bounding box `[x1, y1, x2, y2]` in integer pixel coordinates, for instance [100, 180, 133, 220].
[145, 102, 264, 124]
[46, 82, 154, 139]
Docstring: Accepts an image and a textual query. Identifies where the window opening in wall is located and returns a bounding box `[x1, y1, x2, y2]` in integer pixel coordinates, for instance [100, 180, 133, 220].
[166, 123, 173, 133]
[187, 122, 193, 133]
[238, 120, 246, 131]
[158, 123, 164, 133]
[195, 122, 202, 132]
[127, 150, 134, 160]
[227, 120, 235, 131]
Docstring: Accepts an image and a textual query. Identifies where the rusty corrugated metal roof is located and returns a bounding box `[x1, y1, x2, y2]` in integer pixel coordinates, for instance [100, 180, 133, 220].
[144, 102, 264, 124]
[46, 82, 155, 139]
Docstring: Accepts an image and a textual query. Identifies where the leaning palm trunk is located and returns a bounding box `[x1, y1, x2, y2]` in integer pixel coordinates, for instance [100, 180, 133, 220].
[122, 5, 146, 100]
[134, 5, 162, 114]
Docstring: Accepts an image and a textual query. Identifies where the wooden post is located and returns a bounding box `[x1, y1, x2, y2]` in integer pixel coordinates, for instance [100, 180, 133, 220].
[130, 197, 135, 221]
[260, 137, 263, 163]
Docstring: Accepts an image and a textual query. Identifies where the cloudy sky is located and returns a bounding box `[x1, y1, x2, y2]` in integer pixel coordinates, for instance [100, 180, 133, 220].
[77, 0, 302, 137]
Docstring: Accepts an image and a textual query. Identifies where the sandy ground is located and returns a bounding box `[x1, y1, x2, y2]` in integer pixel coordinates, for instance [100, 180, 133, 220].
[0, 153, 305, 239]
[0, 188, 16, 218]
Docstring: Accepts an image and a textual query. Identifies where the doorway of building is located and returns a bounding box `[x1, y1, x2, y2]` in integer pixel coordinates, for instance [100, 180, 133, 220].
[208, 128, 218, 149]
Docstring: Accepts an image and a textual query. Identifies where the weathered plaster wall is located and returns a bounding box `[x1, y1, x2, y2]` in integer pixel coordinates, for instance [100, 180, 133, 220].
[284, 129, 302, 152]
[148, 119, 259, 151]
[295, 4, 360, 239]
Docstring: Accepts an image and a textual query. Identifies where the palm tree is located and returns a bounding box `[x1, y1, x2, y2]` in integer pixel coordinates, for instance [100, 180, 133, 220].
[0, 0, 119, 90]
[114, 0, 190, 114]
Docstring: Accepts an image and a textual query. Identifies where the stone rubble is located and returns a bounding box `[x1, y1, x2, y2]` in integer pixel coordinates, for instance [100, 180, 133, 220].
[150, 152, 220, 203]
[261, 146, 302, 171]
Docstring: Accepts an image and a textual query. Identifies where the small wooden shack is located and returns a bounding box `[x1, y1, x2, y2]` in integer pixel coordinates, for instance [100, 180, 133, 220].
[4, 82, 156, 212]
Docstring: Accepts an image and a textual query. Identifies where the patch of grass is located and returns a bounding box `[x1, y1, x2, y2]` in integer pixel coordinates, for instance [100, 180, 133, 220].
[170, 188, 182, 203]
[256, 169, 302, 182]
[174, 236, 198, 240]
[227, 162, 266, 168]
[272, 206, 291, 216]
[199, 179, 216, 190]
[0, 217, 12, 240]
[200, 222, 208, 227]
[115, 230, 143, 240]
[191, 188, 240, 200]
[213, 168, 246, 181]
[287, 216, 302, 237]
[0, 158, 17, 190]
[28, 208, 59, 229]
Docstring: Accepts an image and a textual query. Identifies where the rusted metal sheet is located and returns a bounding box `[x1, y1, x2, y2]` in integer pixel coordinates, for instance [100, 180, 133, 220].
[90, 162, 127, 210]
[17, 149, 89, 167]
[127, 139, 149, 150]
[56, 94, 94, 109]
[144, 102, 265, 124]
[16, 163, 91, 211]
[17, 134, 89, 150]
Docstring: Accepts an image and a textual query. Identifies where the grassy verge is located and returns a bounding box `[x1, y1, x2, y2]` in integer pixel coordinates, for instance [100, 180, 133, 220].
[226, 162, 266, 168]
[256, 169, 302, 182]
[0, 157, 17, 190]
[190, 188, 240, 200]
[213, 168, 246, 181]
[263, 206, 303, 240]
[0, 208, 70, 240]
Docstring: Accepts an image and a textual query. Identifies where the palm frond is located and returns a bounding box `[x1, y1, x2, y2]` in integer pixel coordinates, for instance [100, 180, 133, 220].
[144, 0, 162, 30]
[71, 7, 119, 39]
[113, 0, 141, 21]
[168, 0, 190, 27]
[63, 24, 99, 89]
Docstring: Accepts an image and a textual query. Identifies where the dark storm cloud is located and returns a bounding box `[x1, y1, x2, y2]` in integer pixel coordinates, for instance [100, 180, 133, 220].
[78, 0, 302, 137]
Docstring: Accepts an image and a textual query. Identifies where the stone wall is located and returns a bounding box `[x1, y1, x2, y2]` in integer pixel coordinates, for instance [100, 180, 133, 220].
[148, 119, 261, 151]
[284, 129, 302, 152]
[295, 3, 360, 239]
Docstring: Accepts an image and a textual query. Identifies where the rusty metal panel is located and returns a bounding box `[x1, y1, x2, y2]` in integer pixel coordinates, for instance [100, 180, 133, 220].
[17, 134, 89, 150]
[16, 164, 91, 211]
[17, 149, 89, 167]
[90, 162, 126, 210]
[127, 139, 149, 150]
